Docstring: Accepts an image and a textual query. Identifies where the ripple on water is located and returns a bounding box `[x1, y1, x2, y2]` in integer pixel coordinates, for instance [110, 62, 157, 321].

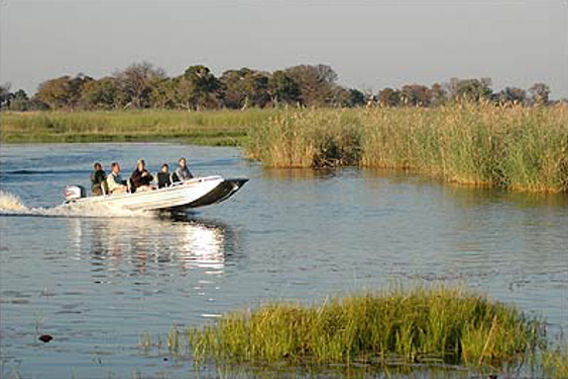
[0, 143, 566, 378]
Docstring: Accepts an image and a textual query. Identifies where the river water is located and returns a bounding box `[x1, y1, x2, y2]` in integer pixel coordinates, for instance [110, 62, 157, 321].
[0, 143, 566, 378]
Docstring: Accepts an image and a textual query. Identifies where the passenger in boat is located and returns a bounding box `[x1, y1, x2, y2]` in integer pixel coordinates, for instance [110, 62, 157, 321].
[106, 162, 128, 195]
[90, 162, 107, 196]
[129, 159, 153, 193]
[156, 163, 172, 189]
[173, 157, 193, 182]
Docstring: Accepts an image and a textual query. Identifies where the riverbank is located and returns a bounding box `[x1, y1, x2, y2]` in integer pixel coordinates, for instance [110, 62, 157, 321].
[0, 109, 279, 145]
[3, 104, 567, 192]
[157, 286, 567, 377]
[248, 103, 568, 192]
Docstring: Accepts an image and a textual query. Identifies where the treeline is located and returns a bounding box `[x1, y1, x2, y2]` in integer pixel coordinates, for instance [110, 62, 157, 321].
[0, 62, 558, 111]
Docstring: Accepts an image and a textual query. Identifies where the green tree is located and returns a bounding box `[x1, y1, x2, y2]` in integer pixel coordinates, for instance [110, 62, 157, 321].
[285, 64, 338, 107]
[448, 77, 493, 101]
[268, 70, 301, 106]
[400, 84, 432, 106]
[150, 78, 179, 109]
[221, 68, 271, 109]
[347, 88, 366, 107]
[80, 77, 120, 109]
[528, 83, 550, 105]
[430, 83, 447, 106]
[498, 87, 527, 104]
[0, 83, 12, 108]
[9, 89, 31, 111]
[35, 74, 92, 109]
[114, 62, 166, 108]
[378, 88, 401, 106]
[330, 87, 366, 107]
[178, 65, 222, 110]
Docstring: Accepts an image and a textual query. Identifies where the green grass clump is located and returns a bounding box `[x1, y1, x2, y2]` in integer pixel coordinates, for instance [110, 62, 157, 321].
[542, 347, 568, 379]
[246, 102, 568, 192]
[187, 286, 543, 371]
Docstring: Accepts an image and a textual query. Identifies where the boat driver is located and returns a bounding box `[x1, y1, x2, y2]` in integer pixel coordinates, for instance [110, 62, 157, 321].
[106, 162, 128, 195]
[173, 157, 194, 182]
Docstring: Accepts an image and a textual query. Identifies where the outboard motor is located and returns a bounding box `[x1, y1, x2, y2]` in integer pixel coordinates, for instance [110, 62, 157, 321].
[64, 185, 86, 203]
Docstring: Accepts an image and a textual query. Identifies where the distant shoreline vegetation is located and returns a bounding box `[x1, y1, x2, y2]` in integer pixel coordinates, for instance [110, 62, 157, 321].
[0, 62, 563, 112]
[1, 63, 566, 193]
[0, 109, 275, 145]
[2, 103, 567, 193]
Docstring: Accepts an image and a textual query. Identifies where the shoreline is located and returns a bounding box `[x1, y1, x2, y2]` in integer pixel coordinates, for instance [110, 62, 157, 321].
[2, 104, 567, 193]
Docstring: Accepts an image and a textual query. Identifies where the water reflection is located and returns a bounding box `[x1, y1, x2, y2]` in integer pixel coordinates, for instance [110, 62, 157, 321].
[66, 215, 238, 277]
[263, 167, 340, 181]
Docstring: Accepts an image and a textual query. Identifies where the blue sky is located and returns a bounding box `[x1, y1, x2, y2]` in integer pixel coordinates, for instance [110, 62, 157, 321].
[1, 0, 566, 98]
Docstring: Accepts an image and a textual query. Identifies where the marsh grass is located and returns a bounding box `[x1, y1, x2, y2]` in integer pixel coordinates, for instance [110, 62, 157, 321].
[542, 347, 568, 379]
[247, 103, 568, 192]
[3, 104, 566, 191]
[1, 109, 281, 145]
[186, 286, 544, 372]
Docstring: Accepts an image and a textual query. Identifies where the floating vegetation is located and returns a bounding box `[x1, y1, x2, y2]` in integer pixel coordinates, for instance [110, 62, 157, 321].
[139, 331, 154, 350]
[185, 286, 545, 373]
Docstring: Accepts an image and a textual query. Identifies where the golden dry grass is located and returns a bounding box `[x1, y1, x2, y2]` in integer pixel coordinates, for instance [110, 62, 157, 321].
[247, 102, 568, 192]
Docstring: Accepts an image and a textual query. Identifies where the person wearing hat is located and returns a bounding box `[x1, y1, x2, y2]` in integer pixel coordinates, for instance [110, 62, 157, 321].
[129, 159, 153, 192]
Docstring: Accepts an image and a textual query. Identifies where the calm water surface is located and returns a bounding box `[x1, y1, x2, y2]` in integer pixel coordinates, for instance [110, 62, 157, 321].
[0, 143, 567, 378]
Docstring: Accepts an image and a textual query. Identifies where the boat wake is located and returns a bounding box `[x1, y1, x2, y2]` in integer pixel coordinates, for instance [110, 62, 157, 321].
[0, 191, 153, 218]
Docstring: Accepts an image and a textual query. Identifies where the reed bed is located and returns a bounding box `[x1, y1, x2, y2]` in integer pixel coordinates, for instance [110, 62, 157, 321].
[186, 286, 543, 371]
[542, 347, 568, 379]
[3, 104, 567, 192]
[1, 108, 281, 145]
[247, 103, 568, 192]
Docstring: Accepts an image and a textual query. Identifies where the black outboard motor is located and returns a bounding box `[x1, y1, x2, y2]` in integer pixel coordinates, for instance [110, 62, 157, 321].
[64, 185, 86, 203]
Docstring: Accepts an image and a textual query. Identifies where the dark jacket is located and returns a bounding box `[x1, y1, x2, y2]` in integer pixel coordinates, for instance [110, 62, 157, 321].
[90, 169, 107, 192]
[157, 172, 172, 189]
[130, 169, 153, 191]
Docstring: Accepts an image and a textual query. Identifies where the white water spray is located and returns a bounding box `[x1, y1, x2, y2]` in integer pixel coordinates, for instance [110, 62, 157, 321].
[0, 190, 155, 218]
[0, 191, 27, 211]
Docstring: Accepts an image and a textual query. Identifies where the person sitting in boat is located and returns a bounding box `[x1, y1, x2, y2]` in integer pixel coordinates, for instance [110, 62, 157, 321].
[173, 157, 193, 182]
[90, 162, 107, 196]
[129, 159, 153, 193]
[106, 162, 128, 195]
[156, 163, 172, 189]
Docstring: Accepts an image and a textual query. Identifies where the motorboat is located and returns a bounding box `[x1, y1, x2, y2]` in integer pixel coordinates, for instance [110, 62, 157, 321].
[63, 175, 248, 212]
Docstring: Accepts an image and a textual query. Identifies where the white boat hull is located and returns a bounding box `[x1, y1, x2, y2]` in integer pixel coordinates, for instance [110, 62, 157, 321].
[66, 176, 247, 212]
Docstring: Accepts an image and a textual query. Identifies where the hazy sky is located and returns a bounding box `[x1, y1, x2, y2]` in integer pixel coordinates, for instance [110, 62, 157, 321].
[1, 0, 567, 98]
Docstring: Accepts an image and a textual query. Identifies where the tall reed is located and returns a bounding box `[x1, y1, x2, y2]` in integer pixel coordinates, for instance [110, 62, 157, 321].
[188, 286, 543, 370]
[4, 104, 566, 192]
[246, 103, 568, 192]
